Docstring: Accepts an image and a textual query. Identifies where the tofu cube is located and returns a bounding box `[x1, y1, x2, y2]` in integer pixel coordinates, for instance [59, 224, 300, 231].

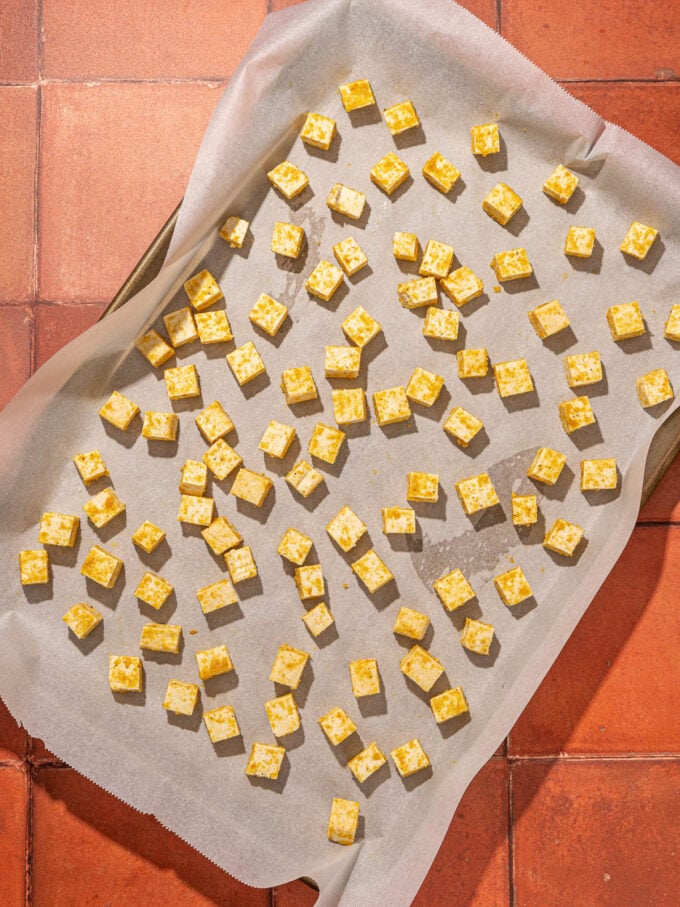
[326, 183, 366, 220]
[80, 545, 122, 589]
[249, 294, 288, 336]
[183, 269, 223, 311]
[179, 459, 208, 496]
[269, 644, 310, 689]
[142, 411, 178, 442]
[393, 606, 430, 641]
[400, 644, 444, 692]
[482, 182, 523, 225]
[333, 236, 368, 276]
[109, 655, 143, 693]
[405, 367, 444, 407]
[195, 310, 233, 344]
[305, 260, 344, 302]
[265, 693, 300, 737]
[338, 79, 375, 111]
[219, 215, 249, 248]
[441, 266, 484, 307]
[349, 658, 380, 697]
[196, 644, 233, 681]
[494, 566, 533, 606]
[341, 306, 382, 348]
[460, 617, 495, 655]
[581, 458, 618, 491]
[422, 151, 460, 194]
[203, 438, 242, 480]
[391, 739, 430, 778]
[300, 112, 336, 150]
[259, 420, 296, 458]
[423, 307, 460, 341]
[512, 493, 538, 525]
[99, 390, 139, 431]
[351, 549, 393, 593]
[620, 221, 658, 260]
[348, 742, 387, 784]
[163, 307, 198, 347]
[457, 348, 489, 378]
[398, 276, 438, 309]
[606, 302, 646, 341]
[324, 345, 361, 379]
[328, 798, 360, 846]
[196, 578, 238, 614]
[245, 742, 285, 779]
[225, 546, 258, 584]
[471, 122, 500, 156]
[419, 240, 455, 279]
[134, 571, 173, 610]
[373, 386, 411, 425]
[370, 151, 410, 195]
[231, 468, 273, 506]
[286, 460, 325, 497]
[38, 512, 80, 547]
[177, 494, 214, 526]
[528, 300, 570, 339]
[82, 488, 125, 528]
[135, 329, 174, 368]
[443, 406, 484, 447]
[664, 303, 680, 341]
[434, 568, 475, 611]
[139, 622, 182, 654]
[636, 368, 674, 408]
[564, 226, 596, 258]
[318, 707, 357, 745]
[62, 602, 102, 639]
[527, 447, 567, 485]
[543, 518, 584, 557]
[558, 395, 596, 433]
[301, 602, 334, 637]
[332, 388, 367, 424]
[381, 506, 416, 534]
[295, 563, 324, 600]
[267, 160, 309, 199]
[203, 705, 240, 743]
[494, 359, 534, 397]
[195, 400, 234, 444]
[383, 100, 419, 135]
[277, 527, 313, 566]
[308, 422, 346, 464]
[393, 232, 419, 261]
[326, 505, 367, 552]
[226, 341, 266, 386]
[407, 472, 439, 503]
[490, 248, 533, 282]
[271, 222, 305, 259]
[455, 473, 500, 515]
[201, 516, 242, 555]
[163, 679, 199, 715]
[72, 449, 108, 486]
[431, 687, 469, 723]
[543, 164, 579, 204]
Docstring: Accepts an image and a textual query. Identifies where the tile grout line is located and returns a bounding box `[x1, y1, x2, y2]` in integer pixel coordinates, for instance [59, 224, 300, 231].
[496, 0, 502, 34]
[25, 763, 34, 907]
[507, 756, 516, 907]
[32, 0, 44, 376]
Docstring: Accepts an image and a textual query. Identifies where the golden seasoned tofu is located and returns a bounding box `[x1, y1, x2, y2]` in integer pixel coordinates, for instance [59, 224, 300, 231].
[326, 505, 367, 553]
[636, 368, 674, 408]
[177, 494, 214, 526]
[390, 739, 430, 778]
[527, 447, 567, 485]
[349, 658, 380, 697]
[455, 473, 500, 514]
[99, 390, 139, 431]
[109, 655, 143, 693]
[183, 269, 223, 312]
[471, 122, 500, 156]
[195, 310, 233, 344]
[203, 438, 242, 481]
[420, 240, 454, 279]
[196, 644, 233, 681]
[195, 400, 234, 444]
[441, 266, 484, 307]
[245, 742, 285, 779]
[457, 348, 489, 378]
[201, 516, 241, 555]
[664, 303, 680, 341]
[558, 395, 596, 433]
[443, 406, 484, 447]
[431, 687, 469, 723]
[269, 644, 310, 689]
[400, 644, 444, 692]
[271, 222, 305, 259]
[423, 307, 459, 341]
[277, 527, 313, 566]
[196, 578, 238, 614]
[259, 420, 296, 459]
[393, 231, 420, 261]
[300, 112, 336, 150]
[324, 345, 361, 379]
[373, 386, 411, 425]
[339, 79, 375, 111]
[249, 294, 289, 336]
[620, 221, 658, 260]
[306, 260, 344, 302]
[62, 602, 102, 639]
[494, 566, 532, 607]
[434, 568, 475, 611]
[405, 367, 444, 407]
[180, 460, 208, 496]
[225, 546, 258, 584]
[341, 305, 382, 347]
[135, 329, 174, 368]
[163, 679, 199, 715]
[370, 152, 410, 195]
[134, 571, 173, 610]
[219, 215, 249, 248]
[407, 471, 439, 503]
[265, 693, 300, 737]
[39, 512, 79, 547]
[347, 742, 387, 783]
[203, 705, 240, 743]
[333, 236, 368, 276]
[529, 300, 570, 339]
[351, 549, 393, 593]
[332, 388, 367, 424]
[72, 449, 108, 486]
[397, 276, 438, 309]
[309, 422, 346, 464]
[82, 488, 125, 528]
[543, 518, 584, 557]
[295, 563, 324, 600]
[326, 183, 366, 220]
[606, 301, 646, 341]
[286, 460, 325, 497]
[163, 307, 198, 347]
[139, 622, 182, 654]
[460, 617, 494, 655]
[489, 248, 533, 282]
[482, 182, 523, 226]
[230, 468, 273, 506]
[381, 506, 416, 534]
[80, 545, 122, 589]
[301, 602, 334, 637]
[423, 151, 460, 193]
[142, 411, 178, 442]
[393, 606, 430, 641]
[328, 798, 360, 846]
[267, 160, 309, 199]
[512, 493, 538, 526]
[564, 226, 595, 258]
[563, 351, 602, 387]
[494, 359, 534, 397]
[318, 707, 356, 745]
[543, 164, 578, 204]
[383, 100, 420, 135]
[581, 458, 618, 491]
[226, 341, 266, 386]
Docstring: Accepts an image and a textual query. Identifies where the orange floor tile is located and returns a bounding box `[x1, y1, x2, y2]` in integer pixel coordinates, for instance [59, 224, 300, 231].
[0, 1, 679, 904]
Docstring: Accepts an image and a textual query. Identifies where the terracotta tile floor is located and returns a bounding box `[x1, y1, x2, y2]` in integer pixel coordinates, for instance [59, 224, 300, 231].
[1, 1, 678, 904]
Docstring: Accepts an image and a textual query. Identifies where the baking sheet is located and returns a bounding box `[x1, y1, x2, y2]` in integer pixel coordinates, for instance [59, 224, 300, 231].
[1, 1, 680, 904]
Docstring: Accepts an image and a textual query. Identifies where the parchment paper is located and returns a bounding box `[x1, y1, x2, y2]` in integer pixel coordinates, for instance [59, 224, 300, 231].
[1, 1, 679, 904]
